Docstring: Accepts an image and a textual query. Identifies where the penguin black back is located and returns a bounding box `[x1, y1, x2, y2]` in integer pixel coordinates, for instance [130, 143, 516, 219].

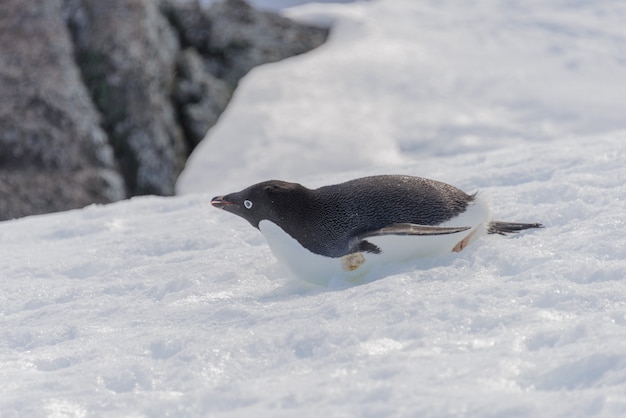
[212, 175, 474, 257]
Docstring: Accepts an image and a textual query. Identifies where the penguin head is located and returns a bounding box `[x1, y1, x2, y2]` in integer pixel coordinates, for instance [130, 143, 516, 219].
[211, 180, 311, 229]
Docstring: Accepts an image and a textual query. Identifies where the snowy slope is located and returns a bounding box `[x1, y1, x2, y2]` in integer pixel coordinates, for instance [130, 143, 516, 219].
[178, 0, 626, 193]
[247, 0, 355, 10]
[3, 135, 626, 417]
[3, 0, 626, 416]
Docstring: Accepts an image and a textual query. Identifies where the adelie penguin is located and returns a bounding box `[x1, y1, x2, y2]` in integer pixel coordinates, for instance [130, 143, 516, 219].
[211, 175, 542, 285]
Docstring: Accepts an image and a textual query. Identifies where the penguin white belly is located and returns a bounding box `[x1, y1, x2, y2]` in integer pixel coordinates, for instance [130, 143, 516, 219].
[259, 220, 352, 286]
[258, 194, 491, 286]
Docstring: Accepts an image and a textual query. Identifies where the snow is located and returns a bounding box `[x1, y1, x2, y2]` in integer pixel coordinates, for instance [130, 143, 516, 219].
[3, 0, 626, 416]
[246, 0, 355, 10]
[178, 0, 626, 193]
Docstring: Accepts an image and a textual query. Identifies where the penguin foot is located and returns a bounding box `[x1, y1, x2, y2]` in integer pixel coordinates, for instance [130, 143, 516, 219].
[488, 221, 543, 235]
[341, 252, 366, 271]
[452, 229, 480, 252]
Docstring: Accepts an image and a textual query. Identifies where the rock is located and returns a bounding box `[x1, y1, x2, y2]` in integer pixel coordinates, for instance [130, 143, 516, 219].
[174, 48, 233, 147]
[163, 0, 329, 150]
[65, 0, 186, 196]
[163, 0, 329, 84]
[0, 0, 125, 221]
[0, 169, 125, 221]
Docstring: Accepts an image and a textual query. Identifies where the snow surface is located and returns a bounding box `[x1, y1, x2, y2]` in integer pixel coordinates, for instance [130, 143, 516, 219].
[246, 0, 355, 11]
[195, 0, 354, 11]
[178, 0, 626, 193]
[3, 0, 626, 416]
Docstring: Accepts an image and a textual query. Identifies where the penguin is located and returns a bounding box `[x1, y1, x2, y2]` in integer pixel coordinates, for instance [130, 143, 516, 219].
[211, 175, 542, 285]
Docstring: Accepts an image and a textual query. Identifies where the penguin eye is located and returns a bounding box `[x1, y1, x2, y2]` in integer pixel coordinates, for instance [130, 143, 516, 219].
[243, 200, 253, 209]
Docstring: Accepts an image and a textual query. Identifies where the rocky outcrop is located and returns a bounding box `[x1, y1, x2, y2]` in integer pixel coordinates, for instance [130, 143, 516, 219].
[0, 0, 328, 221]
[65, 0, 186, 196]
[174, 48, 233, 148]
[164, 0, 330, 84]
[166, 0, 329, 146]
[0, 0, 126, 220]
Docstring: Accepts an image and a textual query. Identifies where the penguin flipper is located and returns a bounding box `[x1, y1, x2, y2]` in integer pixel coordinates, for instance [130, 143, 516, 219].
[349, 224, 471, 254]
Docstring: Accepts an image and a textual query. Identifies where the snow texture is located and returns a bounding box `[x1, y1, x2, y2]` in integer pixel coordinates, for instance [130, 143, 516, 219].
[3, 0, 626, 416]
[179, 0, 626, 193]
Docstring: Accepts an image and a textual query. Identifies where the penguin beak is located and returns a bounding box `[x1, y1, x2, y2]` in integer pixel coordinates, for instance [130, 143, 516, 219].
[210, 195, 236, 209]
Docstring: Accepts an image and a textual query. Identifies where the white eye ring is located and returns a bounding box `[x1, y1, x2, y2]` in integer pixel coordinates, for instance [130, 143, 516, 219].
[243, 200, 253, 209]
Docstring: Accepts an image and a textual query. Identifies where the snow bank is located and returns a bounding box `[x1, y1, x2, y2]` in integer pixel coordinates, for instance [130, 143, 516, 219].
[178, 0, 626, 194]
[3, 134, 626, 416]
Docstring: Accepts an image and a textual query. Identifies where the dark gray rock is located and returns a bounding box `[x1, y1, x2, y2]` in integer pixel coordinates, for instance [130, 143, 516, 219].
[164, 0, 329, 84]
[174, 48, 233, 147]
[0, 169, 124, 221]
[0, 0, 125, 221]
[65, 0, 186, 196]
[163, 0, 329, 149]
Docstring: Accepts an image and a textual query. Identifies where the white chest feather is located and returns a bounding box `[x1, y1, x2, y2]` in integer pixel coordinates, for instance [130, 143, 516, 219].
[258, 193, 491, 286]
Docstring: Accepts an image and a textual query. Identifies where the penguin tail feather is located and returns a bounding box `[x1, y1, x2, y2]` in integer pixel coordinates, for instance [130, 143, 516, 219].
[488, 221, 543, 235]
